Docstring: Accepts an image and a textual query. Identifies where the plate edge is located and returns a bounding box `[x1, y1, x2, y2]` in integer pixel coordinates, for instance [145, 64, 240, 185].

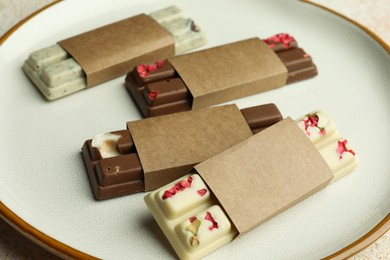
[0, 201, 98, 259]
[0, 0, 388, 259]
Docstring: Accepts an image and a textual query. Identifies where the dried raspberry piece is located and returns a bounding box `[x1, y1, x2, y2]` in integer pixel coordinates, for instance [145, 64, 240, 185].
[147, 64, 157, 72]
[189, 216, 197, 223]
[180, 179, 192, 188]
[266, 43, 276, 49]
[137, 64, 147, 72]
[156, 60, 165, 68]
[136, 60, 167, 78]
[204, 212, 218, 230]
[162, 176, 194, 200]
[308, 115, 319, 127]
[197, 189, 207, 197]
[337, 139, 356, 159]
[302, 114, 326, 136]
[162, 190, 174, 199]
[264, 33, 296, 49]
[148, 91, 159, 101]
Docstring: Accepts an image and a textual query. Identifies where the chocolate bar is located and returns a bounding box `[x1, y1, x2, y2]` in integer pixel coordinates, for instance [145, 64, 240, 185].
[125, 33, 317, 118]
[295, 110, 357, 182]
[81, 103, 282, 200]
[22, 6, 206, 100]
[144, 110, 357, 259]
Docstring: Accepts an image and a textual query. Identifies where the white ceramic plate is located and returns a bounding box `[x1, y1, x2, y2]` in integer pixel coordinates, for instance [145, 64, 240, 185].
[0, 0, 389, 259]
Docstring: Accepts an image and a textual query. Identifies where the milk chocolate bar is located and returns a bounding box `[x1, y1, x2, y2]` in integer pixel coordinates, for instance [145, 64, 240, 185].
[144, 110, 357, 260]
[81, 103, 282, 200]
[22, 6, 206, 100]
[126, 33, 317, 118]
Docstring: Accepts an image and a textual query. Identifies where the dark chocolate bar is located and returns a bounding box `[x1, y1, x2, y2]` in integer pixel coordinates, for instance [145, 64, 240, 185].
[125, 33, 317, 118]
[126, 60, 192, 117]
[81, 103, 282, 200]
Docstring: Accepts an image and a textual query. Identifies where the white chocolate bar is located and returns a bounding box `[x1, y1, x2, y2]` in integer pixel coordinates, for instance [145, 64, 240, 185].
[158, 17, 207, 54]
[144, 174, 237, 260]
[22, 5, 206, 100]
[22, 60, 86, 100]
[149, 5, 186, 24]
[26, 44, 69, 70]
[318, 137, 357, 183]
[296, 109, 357, 181]
[40, 58, 84, 87]
[145, 110, 357, 259]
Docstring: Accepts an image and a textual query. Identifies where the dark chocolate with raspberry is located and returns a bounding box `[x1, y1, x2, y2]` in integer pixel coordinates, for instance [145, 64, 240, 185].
[125, 60, 191, 118]
[126, 34, 317, 118]
[133, 60, 176, 85]
[264, 34, 318, 85]
[275, 48, 317, 84]
[81, 103, 282, 200]
[263, 33, 298, 52]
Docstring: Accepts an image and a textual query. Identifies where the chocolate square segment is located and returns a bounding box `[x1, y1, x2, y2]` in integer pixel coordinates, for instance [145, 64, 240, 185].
[134, 61, 176, 85]
[125, 60, 192, 117]
[143, 78, 189, 106]
[96, 153, 143, 186]
[81, 129, 145, 200]
[111, 130, 135, 154]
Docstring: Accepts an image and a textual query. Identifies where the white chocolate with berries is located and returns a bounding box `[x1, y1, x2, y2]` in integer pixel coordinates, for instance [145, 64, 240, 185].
[145, 111, 357, 259]
[297, 109, 357, 182]
[296, 110, 340, 149]
[318, 138, 357, 183]
[156, 174, 211, 220]
[22, 5, 206, 100]
[176, 205, 233, 251]
[144, 174, 237, 260]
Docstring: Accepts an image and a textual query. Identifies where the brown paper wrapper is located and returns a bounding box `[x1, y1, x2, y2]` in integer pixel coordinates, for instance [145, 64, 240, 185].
[127, 104, 253, 191]
[168, 38, 288, 109]
[195, 118, 333, 236]
[58, 14, 174, 87]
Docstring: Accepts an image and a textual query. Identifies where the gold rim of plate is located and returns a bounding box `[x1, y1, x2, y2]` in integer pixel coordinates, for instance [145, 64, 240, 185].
[0, 0, 389, 259]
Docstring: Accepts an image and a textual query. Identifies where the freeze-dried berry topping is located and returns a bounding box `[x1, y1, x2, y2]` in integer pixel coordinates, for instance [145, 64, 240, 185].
[264, 33, 296, 49]
[197, 189, 207, 197]
[337, 139, 356, 159]
[137, 60, 166, 78]
[302, 114, 326, 136]
[162, 176, 193, 199]
[204, 212, 218, 230]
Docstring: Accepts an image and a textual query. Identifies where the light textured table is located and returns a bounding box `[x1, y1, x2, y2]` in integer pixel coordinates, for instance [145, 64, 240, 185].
[0, 0, 389, 259]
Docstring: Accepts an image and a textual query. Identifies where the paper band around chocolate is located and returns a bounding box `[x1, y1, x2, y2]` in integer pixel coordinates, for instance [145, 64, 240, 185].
[81, 103, 282, 200]
[194, 118, 334, 235]
[58, 14, 175, 87]
[170, 37, 288, 109]
[127, 105, 253, 192]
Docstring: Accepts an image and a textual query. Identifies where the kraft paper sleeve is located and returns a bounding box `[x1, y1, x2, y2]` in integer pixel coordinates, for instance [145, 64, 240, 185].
[195, 118, 333, 235]
[59, 14, 174, 87]
[127, 104, 253, 191]
[169, 38, 288, 109]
